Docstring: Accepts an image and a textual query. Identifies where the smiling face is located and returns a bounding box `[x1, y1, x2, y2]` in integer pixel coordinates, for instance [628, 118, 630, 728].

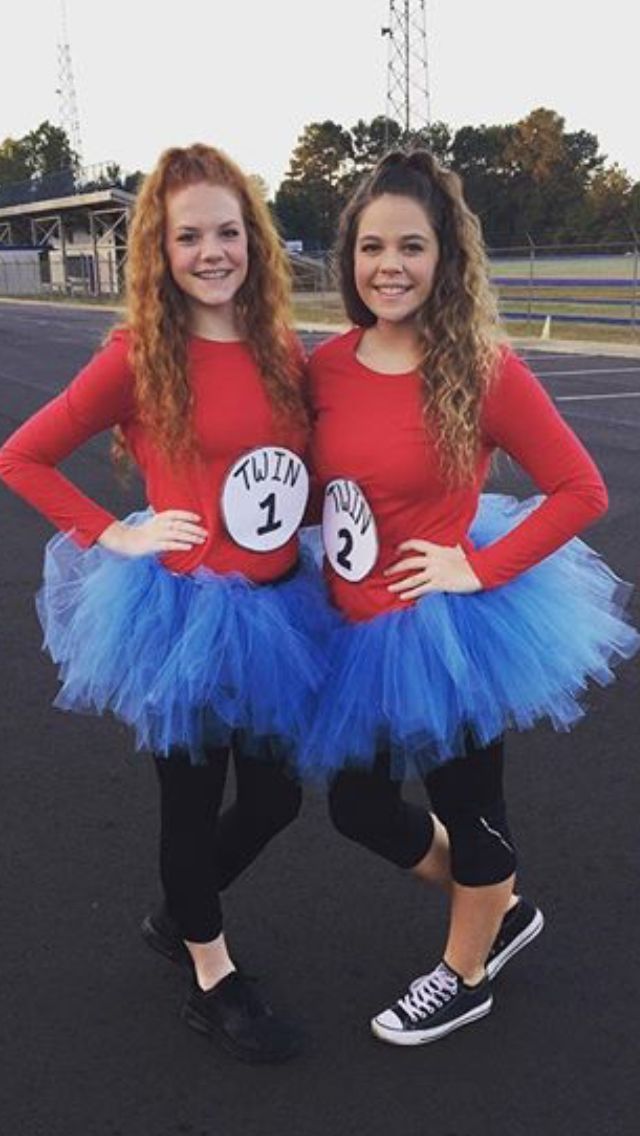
[354, 193, 440, 327]
[164, 181, 249, 334]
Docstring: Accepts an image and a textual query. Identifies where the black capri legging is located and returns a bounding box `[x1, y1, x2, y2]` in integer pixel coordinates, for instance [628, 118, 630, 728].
[328, 736, 516, 887]
[155, 739, 302, 943]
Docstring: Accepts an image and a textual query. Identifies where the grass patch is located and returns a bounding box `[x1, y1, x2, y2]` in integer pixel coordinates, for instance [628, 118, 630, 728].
[293, 293, 346, 325]
[504, 320, 640, 346]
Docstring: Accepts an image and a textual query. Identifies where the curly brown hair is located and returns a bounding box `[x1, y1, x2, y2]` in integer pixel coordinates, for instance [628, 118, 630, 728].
[115, 143, 305, 463]
[337, 149, 502, 484]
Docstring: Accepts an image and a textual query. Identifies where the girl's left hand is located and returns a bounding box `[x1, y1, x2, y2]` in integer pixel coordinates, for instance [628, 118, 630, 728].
[385, 540, 482, 600]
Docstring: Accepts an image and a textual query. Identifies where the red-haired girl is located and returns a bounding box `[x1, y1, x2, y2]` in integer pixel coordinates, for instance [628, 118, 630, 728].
[301, 149, 638, 1047]
[0, 144, 333, 1063]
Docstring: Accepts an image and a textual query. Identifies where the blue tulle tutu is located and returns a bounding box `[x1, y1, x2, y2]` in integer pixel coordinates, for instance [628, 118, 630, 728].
[298, 494, 639, 781]
[37, 512, 337, 761]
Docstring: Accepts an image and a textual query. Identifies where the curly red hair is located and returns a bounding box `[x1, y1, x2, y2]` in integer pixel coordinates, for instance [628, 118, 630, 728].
[114, 143, 305, 463]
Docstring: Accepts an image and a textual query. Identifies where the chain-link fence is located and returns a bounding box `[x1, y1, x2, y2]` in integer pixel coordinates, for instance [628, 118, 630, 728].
[0, 162, 133, 210]
[489, 240, 639, 336]
[2, 239, 639, 340]
[290, 240, 640, 339]
[0, 248, 124, 299]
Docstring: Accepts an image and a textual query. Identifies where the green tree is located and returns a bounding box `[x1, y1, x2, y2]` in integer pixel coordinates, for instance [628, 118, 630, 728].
[629, 182, 640, 240]
[405, 120, 452, 164]
[22, 121, 78, 178]
[124, 170, 146, 194]
[0, 121, 78, 189]
[505, 107, 566, 184]
[582, 165, 634, 242]
[274, 177, 339, 248]
[274, 120, 353, 248]
[501, 108, 604, 242]
[288, 120, 353, 187]
[105, 162, 123, 184]
[350, 116, 402, 170]
[274, 115, 452, 246]
[274, 107, 614, 251]
[450, 124, 516, 245]
[0, 136, 32, 186]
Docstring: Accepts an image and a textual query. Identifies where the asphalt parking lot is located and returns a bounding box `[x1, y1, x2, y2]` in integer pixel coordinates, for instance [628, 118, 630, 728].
[0, 301, 638, 1136]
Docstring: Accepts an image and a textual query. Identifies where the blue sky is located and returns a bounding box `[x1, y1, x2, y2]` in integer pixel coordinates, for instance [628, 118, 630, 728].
[2, 1, 637, 193]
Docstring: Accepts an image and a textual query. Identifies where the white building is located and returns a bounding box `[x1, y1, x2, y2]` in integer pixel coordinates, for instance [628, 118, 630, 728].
[0, 246, 42, 296]
[0, 185, 135, 297]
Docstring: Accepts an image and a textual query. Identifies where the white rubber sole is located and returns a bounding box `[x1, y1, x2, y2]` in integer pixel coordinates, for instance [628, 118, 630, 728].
[486, 907, 545, 981]
[371, 996, 493, 1046]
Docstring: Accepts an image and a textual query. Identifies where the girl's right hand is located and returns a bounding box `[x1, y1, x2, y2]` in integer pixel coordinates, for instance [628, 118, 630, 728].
[98, 511, 208, 557]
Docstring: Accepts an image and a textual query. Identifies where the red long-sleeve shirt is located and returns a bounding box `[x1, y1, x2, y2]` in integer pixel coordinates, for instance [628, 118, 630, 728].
[0, 330, 307, 583]
[309, 328, 608, 622]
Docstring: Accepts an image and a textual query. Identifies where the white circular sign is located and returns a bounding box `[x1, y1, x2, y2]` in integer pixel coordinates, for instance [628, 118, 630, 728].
[322, 478, 379, 582]
[222, 447, 309, 552]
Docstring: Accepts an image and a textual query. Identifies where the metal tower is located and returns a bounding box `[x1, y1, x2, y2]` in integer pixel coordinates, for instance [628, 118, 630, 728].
[381, 1, 431, 138]
[57, 0, 83, 162]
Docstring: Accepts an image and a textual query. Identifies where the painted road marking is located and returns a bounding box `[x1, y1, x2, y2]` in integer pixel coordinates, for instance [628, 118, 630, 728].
[535, 367, 640, 378]
[556, 392, 640, 401]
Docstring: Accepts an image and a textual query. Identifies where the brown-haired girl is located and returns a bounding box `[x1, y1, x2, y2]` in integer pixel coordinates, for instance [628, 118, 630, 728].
[300, 149, 638, 1046]
[0, 143, 334, 1063]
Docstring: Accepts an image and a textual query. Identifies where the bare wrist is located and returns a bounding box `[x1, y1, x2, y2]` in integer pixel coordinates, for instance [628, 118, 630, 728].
[97, 520, 128, 553]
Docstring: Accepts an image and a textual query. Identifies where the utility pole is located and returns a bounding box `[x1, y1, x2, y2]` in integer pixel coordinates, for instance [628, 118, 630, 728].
[381, 1, 431, 146]
[57, 0, 83, 163]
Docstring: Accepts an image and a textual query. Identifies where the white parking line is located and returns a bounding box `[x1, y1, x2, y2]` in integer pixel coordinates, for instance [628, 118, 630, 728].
[535, 367, 640, 378]
[0, 370, 60, 396]
[521, 354, 607, 363]
[556, 392, 640, 401]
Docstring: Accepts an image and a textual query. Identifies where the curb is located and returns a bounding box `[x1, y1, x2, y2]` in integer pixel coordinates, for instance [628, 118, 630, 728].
[2, 297, 639, 360]
[295, 322, 640, 360]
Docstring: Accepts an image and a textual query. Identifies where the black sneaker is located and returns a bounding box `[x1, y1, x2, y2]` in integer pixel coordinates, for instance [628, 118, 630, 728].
[140, 908, 192, 970]
[371, 962, 492, 1046]
[485, 897, 544, 981]
[182, 972, 301, 1063]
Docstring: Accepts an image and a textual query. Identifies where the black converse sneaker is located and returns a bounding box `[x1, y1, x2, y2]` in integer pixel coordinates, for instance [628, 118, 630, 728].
[408, 897, 545, 998]
[371, 962, 492, 1046]
[485, 897, 544, 980]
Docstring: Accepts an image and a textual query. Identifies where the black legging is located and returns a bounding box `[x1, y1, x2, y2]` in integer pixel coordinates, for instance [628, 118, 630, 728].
[154, 740, 302, 942]
[328, 736, 516, 887]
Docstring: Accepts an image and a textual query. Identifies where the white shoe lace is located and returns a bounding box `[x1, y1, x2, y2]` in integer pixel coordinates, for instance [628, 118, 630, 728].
[397, 964, 458, 1023]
